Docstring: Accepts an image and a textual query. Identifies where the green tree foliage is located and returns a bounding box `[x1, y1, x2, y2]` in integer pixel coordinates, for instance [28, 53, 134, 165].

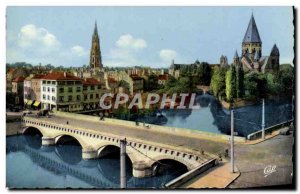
[225, 65, 237, 102]
[277, 64, 294, 96]
[197, 62, 212, 86]
[244, 72, 267, 99]
[159, 75, 195, 94]
[236, 64, 244, 98]
[265, 73, 281, 95]
[210, 66, 227, 99]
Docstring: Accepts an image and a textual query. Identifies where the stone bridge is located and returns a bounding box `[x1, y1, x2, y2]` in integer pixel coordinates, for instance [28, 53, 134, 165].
[22, 113, 217, 178]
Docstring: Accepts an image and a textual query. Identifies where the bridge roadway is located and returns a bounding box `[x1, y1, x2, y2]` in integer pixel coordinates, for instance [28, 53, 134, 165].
[22, 112, 222, 178]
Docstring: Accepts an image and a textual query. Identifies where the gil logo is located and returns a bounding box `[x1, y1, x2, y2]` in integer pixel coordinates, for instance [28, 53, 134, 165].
[264, 165, 276, 177]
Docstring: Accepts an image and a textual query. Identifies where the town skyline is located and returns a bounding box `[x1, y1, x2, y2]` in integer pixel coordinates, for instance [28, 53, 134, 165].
[7, 6, 294, 68]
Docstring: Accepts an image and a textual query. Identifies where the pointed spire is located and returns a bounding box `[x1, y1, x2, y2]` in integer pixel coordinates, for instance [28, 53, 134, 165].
[270, 44, 280, 56]
[93, 20, 99, 39]
[243, 13, 261, 43]
[234, 50, 239, 59]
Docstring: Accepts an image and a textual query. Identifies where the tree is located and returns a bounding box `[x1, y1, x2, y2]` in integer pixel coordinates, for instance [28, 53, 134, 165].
[198, 62, 212, 86]
[244, 72, 267, 99]
[236, 64, 244, 98]
[210, 66, 226, 99]
[278, 64, 294, 96]
[225, 65, 237, 102]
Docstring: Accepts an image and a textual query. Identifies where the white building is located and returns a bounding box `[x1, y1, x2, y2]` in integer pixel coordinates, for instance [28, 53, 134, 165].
[40, 72, 83, 112]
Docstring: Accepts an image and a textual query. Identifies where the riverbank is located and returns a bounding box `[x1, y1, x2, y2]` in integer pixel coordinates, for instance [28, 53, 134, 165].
[221, 99, 258, 109]
[6, 112, 22, 136]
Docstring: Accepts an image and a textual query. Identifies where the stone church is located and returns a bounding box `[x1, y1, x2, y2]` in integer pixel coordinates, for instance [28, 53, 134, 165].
[234, 14, 280, 73]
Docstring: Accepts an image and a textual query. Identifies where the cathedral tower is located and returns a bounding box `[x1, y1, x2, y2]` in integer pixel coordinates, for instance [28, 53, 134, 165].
[90, 21, 103, 69]
[242, 14, 262, 61]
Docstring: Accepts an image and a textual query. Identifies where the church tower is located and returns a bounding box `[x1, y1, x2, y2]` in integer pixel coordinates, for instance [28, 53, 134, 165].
[90, 21, 103, 69]
[233, 50, 240, 66]
[242, 13, 262, 61]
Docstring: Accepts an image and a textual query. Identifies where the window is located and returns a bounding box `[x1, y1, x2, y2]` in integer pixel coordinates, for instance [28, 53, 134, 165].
[42, 80, 46, 84]
[68, 87, 72, 92]
[52, 88, 55, 93]
[43, 94, 46, 100]
[47, 95, 50, 100]
[59, 88, 64, 93]
[68, 96, 72, 102]
[52, 81, 56, 85]
[91, 86, 95, 90]
[90, 94, 93, 99]
[47, 87, 50, 92]
[43, 87, 46, 92]
[76, 87, 81, 92]
[52, 96, 56, 101]
[96, 94, 99, 99]
[83, 86, 87, 91]
[77, 95, 81, 101]
[47, 81, 51, 84]
[59, 96, 64, 102]
[58, 81, 65, 85]
[84, 95, 87, 100]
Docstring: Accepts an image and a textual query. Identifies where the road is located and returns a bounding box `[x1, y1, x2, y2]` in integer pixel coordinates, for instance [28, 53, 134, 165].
[229, 132, 294, 188]
[26, 114, 229, 156]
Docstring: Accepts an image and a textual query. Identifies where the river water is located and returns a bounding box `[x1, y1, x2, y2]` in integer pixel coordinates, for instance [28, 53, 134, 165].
[136, 94, 293, 137]
[6, 135, 186, 189]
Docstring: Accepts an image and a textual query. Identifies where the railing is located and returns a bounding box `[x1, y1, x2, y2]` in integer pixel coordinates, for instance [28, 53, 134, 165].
[247, 119, 294, 140]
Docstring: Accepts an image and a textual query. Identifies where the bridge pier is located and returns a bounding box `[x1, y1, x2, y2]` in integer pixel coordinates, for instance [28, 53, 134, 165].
[132, 161, 152, 178]
[42, 137, 55, 146]
[82, 148, 98, 160]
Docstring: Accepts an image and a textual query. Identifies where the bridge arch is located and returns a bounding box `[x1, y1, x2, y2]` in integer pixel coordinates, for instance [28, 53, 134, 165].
[54, 135, 84, 164]
[151, 159, 188, 176]
[148, 155, 192, 171]
[97, 144, 134, 180]
[22, 126, 44, 136]
[54, 134, 85, 148]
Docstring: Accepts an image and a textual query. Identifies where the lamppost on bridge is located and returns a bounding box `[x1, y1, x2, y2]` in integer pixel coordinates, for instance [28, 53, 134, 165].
[120, 138, 127, 189]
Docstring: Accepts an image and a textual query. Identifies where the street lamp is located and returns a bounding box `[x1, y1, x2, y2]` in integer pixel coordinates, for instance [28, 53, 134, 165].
[120, 138, 127, 189]
[230, 109, 235, 173]
[261, 98, 265, 139]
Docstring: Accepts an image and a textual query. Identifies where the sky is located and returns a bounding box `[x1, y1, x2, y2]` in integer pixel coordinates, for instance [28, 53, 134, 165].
[6, 6, 294, 68]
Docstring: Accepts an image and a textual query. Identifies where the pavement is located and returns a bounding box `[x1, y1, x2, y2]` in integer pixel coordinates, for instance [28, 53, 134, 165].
[229, 132, 294, 188]
[183, 162, 240, 188]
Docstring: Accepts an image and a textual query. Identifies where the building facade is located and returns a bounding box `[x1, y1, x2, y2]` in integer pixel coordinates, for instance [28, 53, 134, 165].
[40, 72, 83, 112]
[82, 78, 103, 110]
[12, 76, 25, 105]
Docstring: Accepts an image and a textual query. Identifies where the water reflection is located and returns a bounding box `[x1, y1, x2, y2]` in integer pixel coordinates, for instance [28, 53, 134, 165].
[6, 135, 185, 189]
[135, 94, 292, 137]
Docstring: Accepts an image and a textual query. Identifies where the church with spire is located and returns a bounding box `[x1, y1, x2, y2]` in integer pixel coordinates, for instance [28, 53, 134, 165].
[90, 21, 103, 70]
[232, 13, 280, 73]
